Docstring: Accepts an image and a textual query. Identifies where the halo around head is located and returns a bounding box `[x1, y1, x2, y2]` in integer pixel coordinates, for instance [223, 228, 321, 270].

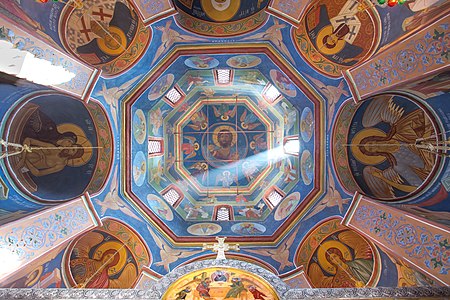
[350, 128, 387, 166]
[317, 240, 352, 275]
[95, 240, 127, 276]
[212, 125, 237, 147]
[57, 123, 93, 167]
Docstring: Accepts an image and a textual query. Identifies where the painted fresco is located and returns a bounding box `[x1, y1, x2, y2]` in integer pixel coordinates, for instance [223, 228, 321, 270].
[293, 0, 381, 77]
[64, 219, 150, 288]
[0, 244, 66, 288]
[296, 218, 381, 288]
[3, 93, 99, 202]
[348, 17, 449, 101]
[59, 0, 151, 76]
[403, 71, 450, 100]
[162, 267, 279, 300]
[344, 197, 450, 285]
[173, 0, 269, 23]
[392, 259, 437, 287]
[347, 94, 440, 201]
[125, 51, 322, 239]
[293, 0, 449, 78]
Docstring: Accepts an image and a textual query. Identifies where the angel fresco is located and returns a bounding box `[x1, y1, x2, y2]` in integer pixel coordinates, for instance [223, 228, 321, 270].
[68, 231, 138, 288]
[308, 230, 375, 288]
[6, 100, 96, 200]
[349, 95, 437, 200]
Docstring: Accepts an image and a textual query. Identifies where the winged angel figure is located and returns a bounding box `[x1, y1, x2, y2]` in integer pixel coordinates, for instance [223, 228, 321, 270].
[351, 95, 435, 199]
[309, 230, 374, 288]
[148, 227, 202, 271]
[244, 226, 300, 271]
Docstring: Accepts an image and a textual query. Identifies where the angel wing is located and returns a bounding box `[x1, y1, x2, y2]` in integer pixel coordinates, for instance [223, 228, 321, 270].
[239, 110, 247, 122]
[147, 226, 166, 250]
[309, 262, 333, 288]
[362, 95, 403, 127]
[229, 106, 237, 118]
[338, 231, 373, 260]
[304, 74, 326, 91]
[175, 248, 203, 259]
[108, 103, 118, 129]
[185, 151, 197, 160]
[244, 248, 275, 257]
[363, 166, 397, 199]
[184, 136, 197, 143]
[213, 106, 221, 117]
[276, 39, 295, 63]
[118, 76, 140, 93]
[187, 124, 201, 131]
[283, 225, 300, 250]
[253, 133, 265, 141]
[108, 263, 137, 288]
[110, 166, 118, 195]
[303, 201, 326, 221]
[72, 231, 104, 258]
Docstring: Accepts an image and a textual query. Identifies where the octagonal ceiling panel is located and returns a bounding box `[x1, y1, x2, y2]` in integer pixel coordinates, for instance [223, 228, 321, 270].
[124, 48, 325, 241]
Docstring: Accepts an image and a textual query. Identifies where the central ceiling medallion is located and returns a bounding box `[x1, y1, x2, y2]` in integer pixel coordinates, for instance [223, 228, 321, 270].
[170, 97, 274, 196]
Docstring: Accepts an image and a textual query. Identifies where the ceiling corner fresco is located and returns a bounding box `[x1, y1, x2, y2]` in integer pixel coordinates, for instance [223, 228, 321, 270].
[0, 0, 449, 289]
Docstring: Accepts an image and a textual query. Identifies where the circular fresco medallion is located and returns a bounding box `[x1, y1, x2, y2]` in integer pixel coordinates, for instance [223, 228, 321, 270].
[300, 107, 314, 142]
[187, 223, 222, 236]
[133, 109, 146, 144]
[64, 219, 150, 288]
[201, 123, 249, 168]
[296, 218, 381, 288]
[185, 55, 219, 69]
[270, 70, 297, 97]
[231, 222, 266, 235]
[274, 191, 301, 221]
[301, 150, 313, 185]
[227, 55, 262, 68]
[146, 194, 174, 221]
[132, 151, 146, 186]
[347, 94, 440, 201]
[59, 0, 150, 76]
[292, 0, 381, 77]
[148, 74, 175, 101]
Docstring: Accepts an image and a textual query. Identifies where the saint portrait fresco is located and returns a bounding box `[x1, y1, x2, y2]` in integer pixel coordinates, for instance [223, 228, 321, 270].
[4, 93, 101, 202]
[297, 218, 381, 288]
[347, 94, 439, 200]
[293, 0, 380, 77]
[64, 219, 150, 288]
[59, 0, 151, 76]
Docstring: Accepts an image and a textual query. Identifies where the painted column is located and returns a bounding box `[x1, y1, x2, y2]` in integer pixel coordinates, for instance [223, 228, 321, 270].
[343, 194, 450, 285]
[344, 14, 450, 102]
[0, 193, 101, 282]
[0, 13, 99, 101]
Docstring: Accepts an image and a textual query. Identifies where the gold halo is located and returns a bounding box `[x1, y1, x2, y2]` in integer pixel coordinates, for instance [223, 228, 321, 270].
[317, 240, 352, 275]
[25, 265, 43, 287]
[350, 128, 389, 166]
[212, 125, 237, 147]
[95, 241, 127, 276]
[200, 0, 241, 22]
[97, 26, 127, 56]
[57, 123, 93, 167]
[316, 25, 346, 56]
